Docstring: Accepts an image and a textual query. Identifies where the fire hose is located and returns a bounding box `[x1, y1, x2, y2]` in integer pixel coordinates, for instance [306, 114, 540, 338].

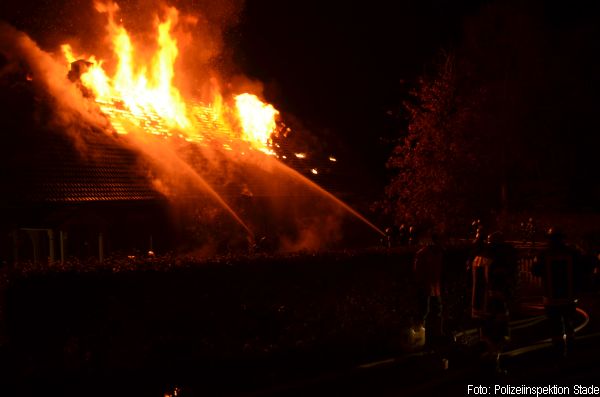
[501, 305, 590, 358]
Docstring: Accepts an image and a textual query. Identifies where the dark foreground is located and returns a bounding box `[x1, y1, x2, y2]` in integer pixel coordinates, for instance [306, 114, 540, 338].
[0, 248, 599, 396]
[252, 294, 600, 397]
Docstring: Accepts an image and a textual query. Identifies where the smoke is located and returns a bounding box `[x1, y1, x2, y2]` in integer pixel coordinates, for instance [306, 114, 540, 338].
[0, 23, 109, 136]
[280, 212, 344, 252]
[0, 2, 380, 256]
[87, 0, 245, 101]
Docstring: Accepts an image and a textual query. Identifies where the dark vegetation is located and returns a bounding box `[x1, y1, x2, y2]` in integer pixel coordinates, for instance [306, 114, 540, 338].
[0, 248, 470, 395]
[383, 1, 600, 232]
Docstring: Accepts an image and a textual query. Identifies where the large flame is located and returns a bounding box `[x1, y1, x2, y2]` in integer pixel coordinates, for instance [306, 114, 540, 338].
[62, 1, 278, 152]
[49, 1, 386, 248]
[234, 93, 279, 155]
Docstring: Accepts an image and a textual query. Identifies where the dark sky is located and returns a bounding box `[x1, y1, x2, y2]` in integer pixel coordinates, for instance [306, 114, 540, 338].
[228, 0, 600, 201]
[229, 0, 487, 194]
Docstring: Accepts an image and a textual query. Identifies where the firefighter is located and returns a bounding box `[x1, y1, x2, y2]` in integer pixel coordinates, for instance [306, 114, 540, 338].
[413, 231, 445, 349]
[532, 228, 583, 358]
[408, 225, 416, 246]
[383, 225, 398, 248]
[473, 220, 486, 250]
[398, 224, 408, 245]
[520, 217, 536, 245]
[471, 231, 517, 371]
[467, 220, 486, 273]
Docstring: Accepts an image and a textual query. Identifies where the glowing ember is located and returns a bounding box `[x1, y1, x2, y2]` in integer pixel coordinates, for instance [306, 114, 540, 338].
[295, 153, 306, 159]
[234, 93, 279, 154]
[329, 156, 337, 162]
[311, 168, 318, 175]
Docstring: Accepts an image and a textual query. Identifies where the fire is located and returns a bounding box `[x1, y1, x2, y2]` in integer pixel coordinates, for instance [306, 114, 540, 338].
[61, 1, 279, 153]
[2, 0, 388, 250]
[63, 2, 190, 131]
[234, 93, 278, 155]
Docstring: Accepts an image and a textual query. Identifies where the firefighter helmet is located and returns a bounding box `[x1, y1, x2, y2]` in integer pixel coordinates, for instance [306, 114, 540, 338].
[486, 231, 504, 246]
[546, 227, 565, 243]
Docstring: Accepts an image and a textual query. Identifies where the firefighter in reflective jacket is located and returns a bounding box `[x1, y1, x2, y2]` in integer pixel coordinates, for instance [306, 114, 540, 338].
[471, 232, 517, 366]
[532, 228, 582, 358]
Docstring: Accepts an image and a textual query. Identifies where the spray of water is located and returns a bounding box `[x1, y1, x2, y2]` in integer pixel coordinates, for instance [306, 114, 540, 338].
[122, 126, 253, 237]
[1, 13, 383, 252]
[271, 160, 385, 237]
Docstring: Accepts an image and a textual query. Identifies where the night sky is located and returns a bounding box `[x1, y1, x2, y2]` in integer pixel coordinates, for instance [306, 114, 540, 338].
[1, 0, 599, 202]
[230, 0, 486, 195]
[229, 0, 600, 199]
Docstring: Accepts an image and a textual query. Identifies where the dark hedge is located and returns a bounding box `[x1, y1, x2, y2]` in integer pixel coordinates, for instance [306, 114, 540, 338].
[0, 247, 471, 393]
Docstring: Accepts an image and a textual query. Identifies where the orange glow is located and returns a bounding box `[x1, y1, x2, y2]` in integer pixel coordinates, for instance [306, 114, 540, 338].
[234, 93, 279, 154]
[61, 1, 280, 154]
[63, 3, 190, 131]
[328, 156, 337, 162]
[48, 1, 388, 243]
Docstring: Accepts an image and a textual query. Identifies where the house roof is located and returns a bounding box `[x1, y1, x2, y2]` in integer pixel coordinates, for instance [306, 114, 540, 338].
[0, 76, 163, 206]
[19, 132, 161, 203]
[0, 68, 348, 209]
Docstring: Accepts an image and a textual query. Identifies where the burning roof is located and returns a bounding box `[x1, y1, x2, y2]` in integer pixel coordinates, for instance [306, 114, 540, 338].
[0, 2, 384, 250]
[0, 73, 161, 205]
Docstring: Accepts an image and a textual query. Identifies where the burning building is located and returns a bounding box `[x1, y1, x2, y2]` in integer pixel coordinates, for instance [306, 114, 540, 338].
[0, 2, 383, 265]
[0, 56, 176, 264]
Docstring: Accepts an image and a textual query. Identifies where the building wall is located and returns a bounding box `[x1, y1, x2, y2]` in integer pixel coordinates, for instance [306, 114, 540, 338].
[1, 200, 171, 265]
